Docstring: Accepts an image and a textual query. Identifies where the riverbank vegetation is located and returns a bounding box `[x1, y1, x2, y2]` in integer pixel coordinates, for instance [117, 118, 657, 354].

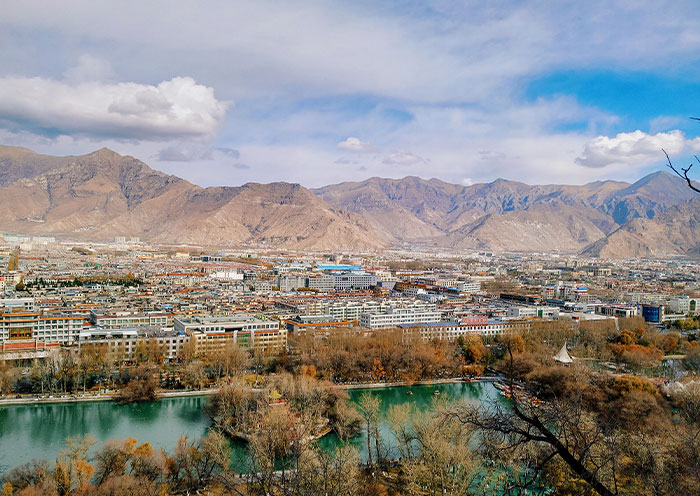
[444, 323, 700, 496]
[4, 314, 696, 403]
[3, 362, 700, 495]
[0, 432, 231, 496]
[0, 329, 473, 402]
[283, 328, 466, 382]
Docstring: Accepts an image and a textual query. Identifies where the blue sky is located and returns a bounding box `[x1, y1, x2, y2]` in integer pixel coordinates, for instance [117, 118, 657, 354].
[1, 1, 699, 187]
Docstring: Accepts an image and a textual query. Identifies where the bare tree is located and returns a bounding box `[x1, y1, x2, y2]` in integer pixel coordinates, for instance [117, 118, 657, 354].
[356, 392, 382, 469]
[663, 117, 700, 193]
[448, 346, 619, 496]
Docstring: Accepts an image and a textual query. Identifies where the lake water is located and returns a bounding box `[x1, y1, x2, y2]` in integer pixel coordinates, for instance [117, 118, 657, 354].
[0, 381, 500, 471]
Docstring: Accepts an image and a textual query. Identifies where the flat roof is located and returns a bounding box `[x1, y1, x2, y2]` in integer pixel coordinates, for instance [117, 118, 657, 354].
[399, 319, 506, 328]
[316, 265, 362, 270]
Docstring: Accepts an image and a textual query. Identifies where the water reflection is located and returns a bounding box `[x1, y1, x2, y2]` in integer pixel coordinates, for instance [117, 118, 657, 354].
[322, 382, 501, 462]
[0, 382, 499, 470]
[0, 396, 211, 469]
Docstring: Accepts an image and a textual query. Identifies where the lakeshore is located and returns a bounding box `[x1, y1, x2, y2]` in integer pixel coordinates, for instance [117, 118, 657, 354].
[0, 381, 500, 470]
[0, 376, 497, 406]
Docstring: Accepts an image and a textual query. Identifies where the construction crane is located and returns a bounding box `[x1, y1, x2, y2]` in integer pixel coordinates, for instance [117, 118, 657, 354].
[7, 247, 20, 271]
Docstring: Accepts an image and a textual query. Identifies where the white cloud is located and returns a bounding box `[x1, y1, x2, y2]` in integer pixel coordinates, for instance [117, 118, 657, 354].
[382, 151, 428, 166]
[0, 76, 229, 140]
[157, 144, 240, 162]
[337, 137, 379, 152]
[478, 150, 508, 162]
[462, 178, 473, 186]
[5, 1, 700, 104]
[3, 2, 700, 187]
[575, 130, 699, 168]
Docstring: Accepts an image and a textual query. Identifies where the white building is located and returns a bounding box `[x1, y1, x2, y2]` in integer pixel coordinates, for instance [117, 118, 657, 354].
[174, 313, 280, 334]
[460, 279, 481, 293]
[211, 271, 244, 281]
[360, 306, 442, 329]
[276, 275, 308, 292]
[669, 295, 698, 315]
[306, 275, 335, 292]
[0, 307, 86, 345]
[77, 328, 190, 360]
[333, 272, 378, 291]
[596, 304, 638, 319]
[401, 316, 529, 341]
[174, 314, 285, 353]
[507, 305, 559, 319]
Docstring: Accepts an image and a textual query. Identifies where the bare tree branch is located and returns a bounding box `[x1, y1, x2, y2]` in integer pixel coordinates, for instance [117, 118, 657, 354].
[663, 148, 700, 193]
[663, 117, 700, 193]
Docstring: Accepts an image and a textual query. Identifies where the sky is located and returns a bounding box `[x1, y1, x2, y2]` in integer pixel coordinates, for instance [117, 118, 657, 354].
[1, 1, 700, 188]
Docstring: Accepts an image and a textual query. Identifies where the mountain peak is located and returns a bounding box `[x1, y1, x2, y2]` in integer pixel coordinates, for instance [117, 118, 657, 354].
[87, 147, 123, 159]
[634, 169, 675, 184]
[618, 169, 697, 198]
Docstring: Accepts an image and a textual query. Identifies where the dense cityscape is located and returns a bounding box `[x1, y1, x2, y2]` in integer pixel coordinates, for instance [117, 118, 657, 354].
[3, 1, 700, 495]
[0, 238, 699, 494]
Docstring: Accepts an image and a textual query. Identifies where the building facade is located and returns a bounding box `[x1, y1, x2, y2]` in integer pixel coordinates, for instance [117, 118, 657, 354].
[174, 314, 286, 355]
[401, 317, 529, 342]
[359, 305, 442, 329]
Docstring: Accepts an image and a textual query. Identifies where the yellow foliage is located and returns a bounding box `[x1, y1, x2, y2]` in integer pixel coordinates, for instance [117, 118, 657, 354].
[1, 482, 13, 496]
[76, 459, 95, 488]
[611, 374, 657, 396]
[135, 441, 153, 458]
[123, 437, 138, 453]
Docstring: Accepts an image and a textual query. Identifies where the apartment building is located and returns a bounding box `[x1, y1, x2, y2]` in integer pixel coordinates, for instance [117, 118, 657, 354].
[401, 316, 529, 342]
[506, 305, 560, 319]
[174, 314, 286, 355]
[669, 295, 698, 315]
[306, 275, 335, 292]
[276, 275, 307, 292]
[333, 272, 378, 291]
[77, 328, 190, 361]
[595, 304, 638, 319]
[0, 298, 36, 313]
[304, 298, 436, 323]
[359, 305, 442, 329]
[90, 310, 174, 329]
[460, 280, 481, 293]
[284, 314, 351, 333]
[0, 308, 86, 344]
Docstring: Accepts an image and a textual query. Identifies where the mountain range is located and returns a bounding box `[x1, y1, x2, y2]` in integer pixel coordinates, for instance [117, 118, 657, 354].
[0, 145, 699, 257]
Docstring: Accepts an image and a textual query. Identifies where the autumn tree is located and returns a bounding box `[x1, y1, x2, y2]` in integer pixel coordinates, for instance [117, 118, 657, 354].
[356, 392, 383, 469]
[399, 400, 480, 495]
[164, 432, 230, 494]
[53, 435, 95, 496]
[116, 366, 159, 403]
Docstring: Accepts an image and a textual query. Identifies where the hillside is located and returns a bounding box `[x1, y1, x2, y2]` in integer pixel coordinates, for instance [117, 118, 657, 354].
[581, 198, 700, 258]
[315, 172, 700, 256]
[1, 145, 699, 256]
[0, 147, 385, 251]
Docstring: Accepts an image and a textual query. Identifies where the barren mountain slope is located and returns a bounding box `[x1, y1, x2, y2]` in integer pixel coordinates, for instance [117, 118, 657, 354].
[444, 204, 610, 253]
[2, 146, 698, 254]
[581, 198, 700, 258]
[0, 147, 385, 250]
